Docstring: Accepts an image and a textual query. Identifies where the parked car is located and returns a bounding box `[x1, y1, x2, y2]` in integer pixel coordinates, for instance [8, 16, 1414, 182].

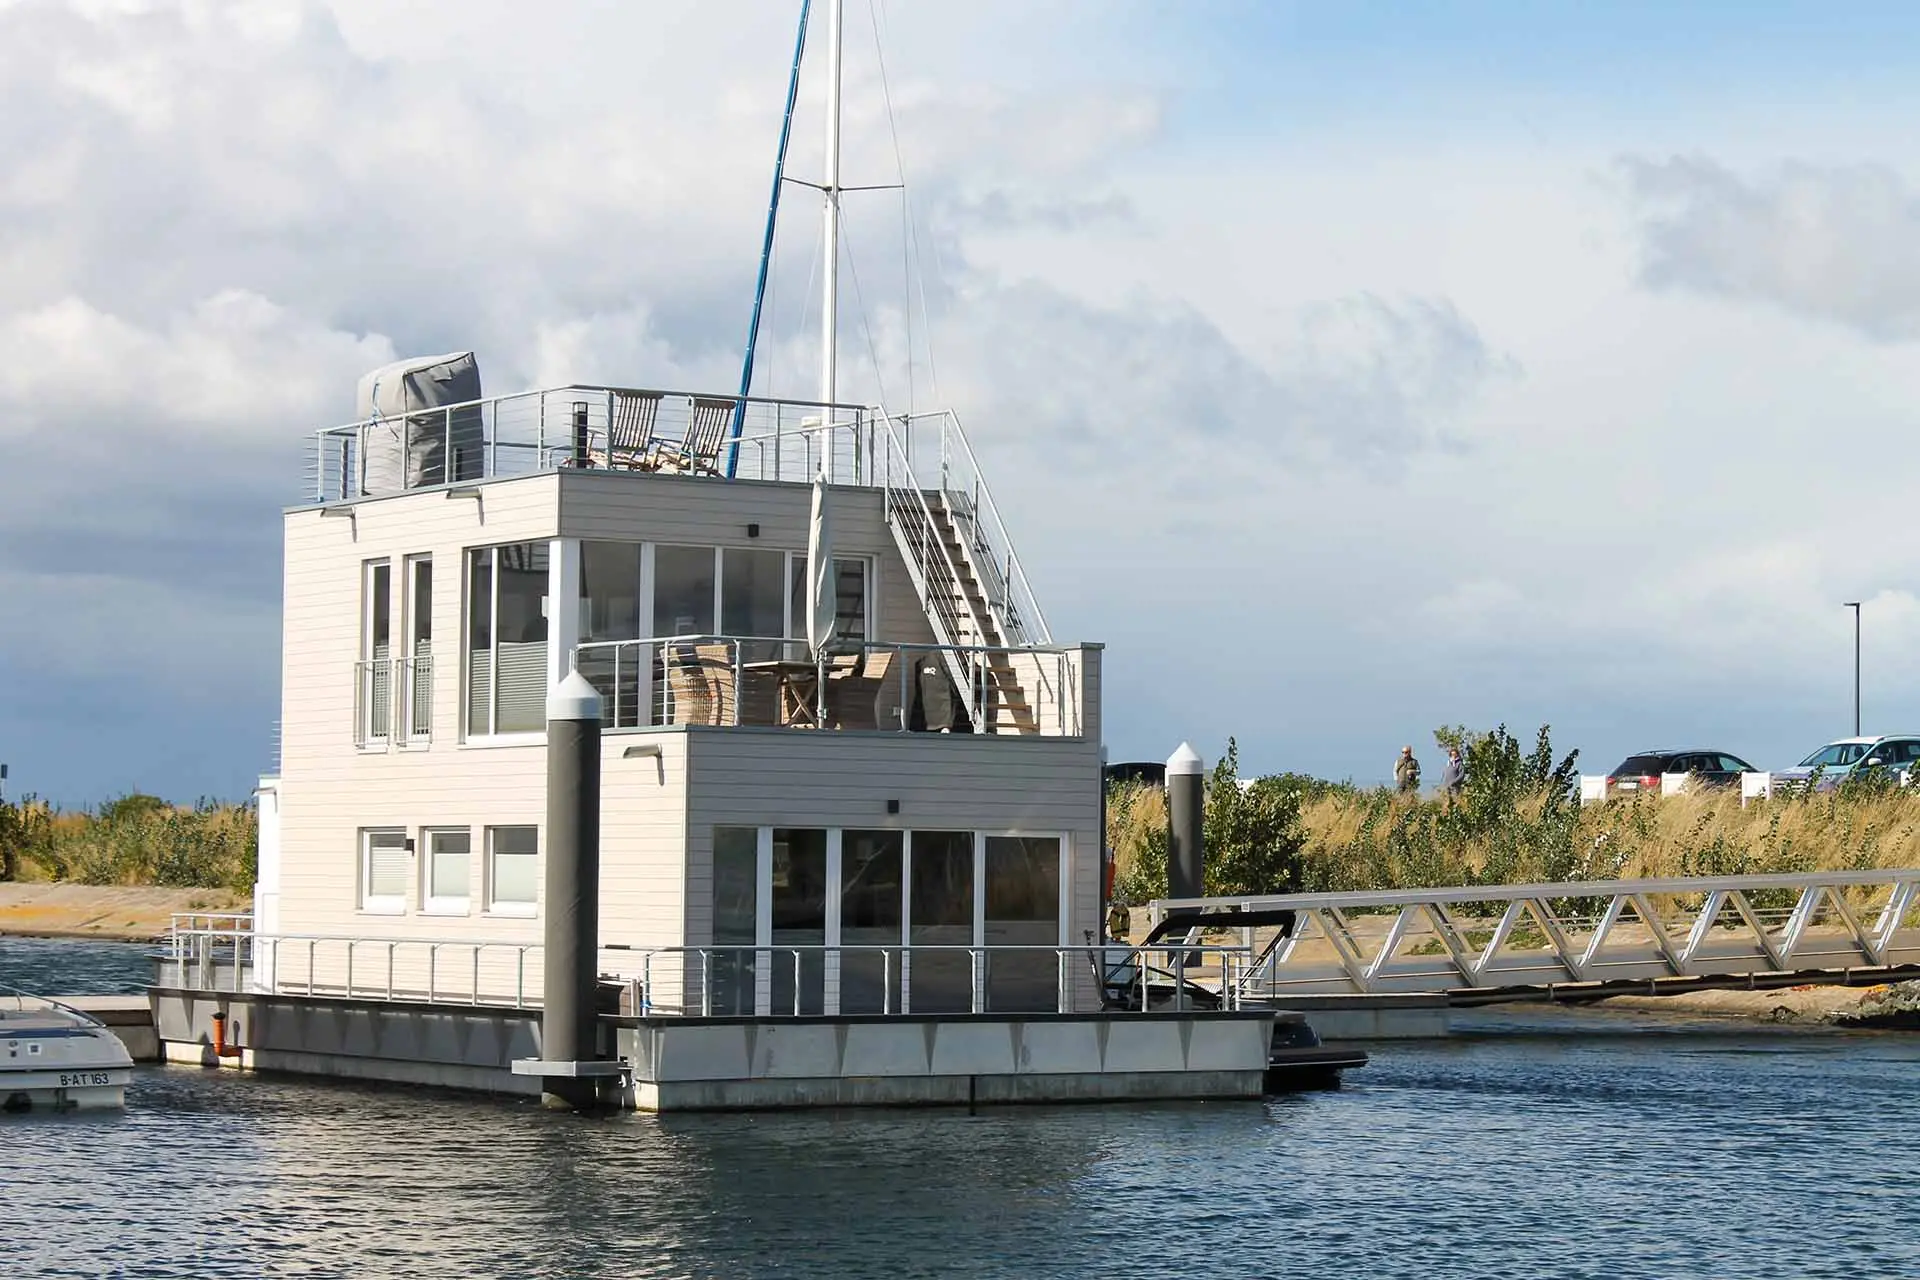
[1771, 735, 1920, 791]
[1606, 749, 1758, 796]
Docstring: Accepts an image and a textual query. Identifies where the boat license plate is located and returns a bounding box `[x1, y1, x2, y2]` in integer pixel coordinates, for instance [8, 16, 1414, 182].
[60, 1071, 112, 1087]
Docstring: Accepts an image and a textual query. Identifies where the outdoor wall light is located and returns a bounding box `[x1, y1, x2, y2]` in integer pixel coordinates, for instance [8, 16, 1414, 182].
[622, 745, 663, 759]
[747, 523, 760, 539]
[444, 487, 484, 501]
[886, 799, 900, 815]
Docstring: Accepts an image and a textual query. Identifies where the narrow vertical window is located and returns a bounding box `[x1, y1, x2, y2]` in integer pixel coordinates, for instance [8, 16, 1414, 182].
[404, 555, 433, 741]
[578, 542, 643, 727]
[841, 830, 904, 1013]
[487, 826, 539, 914]
[359, 560, 392, 746]
[770, 828, 828, 1015]
[360, 829, 408, 914]
[712, 827, 760, 1015]
[983, 836, 1062, 1012]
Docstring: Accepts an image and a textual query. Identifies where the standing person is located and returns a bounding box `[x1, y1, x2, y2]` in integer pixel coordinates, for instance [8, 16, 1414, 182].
[1395, 745, 1422, 795]
[1441, 747, 1466, 800]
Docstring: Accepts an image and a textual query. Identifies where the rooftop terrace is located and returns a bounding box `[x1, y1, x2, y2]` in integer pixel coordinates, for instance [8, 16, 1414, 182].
[316, 380, 1081, 741]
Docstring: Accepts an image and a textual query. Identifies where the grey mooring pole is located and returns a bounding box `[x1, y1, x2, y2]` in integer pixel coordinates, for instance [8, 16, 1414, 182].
[542, 669, 604, 1109]
[1166, 742, 1204, 901]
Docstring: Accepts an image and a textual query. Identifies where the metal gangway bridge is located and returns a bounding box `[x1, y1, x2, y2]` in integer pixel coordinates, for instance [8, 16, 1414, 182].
[1148, 869, 1920, 1004]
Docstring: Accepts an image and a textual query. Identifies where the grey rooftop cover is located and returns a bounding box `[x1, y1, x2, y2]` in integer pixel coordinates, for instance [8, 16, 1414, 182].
[356, 351, 484, 494]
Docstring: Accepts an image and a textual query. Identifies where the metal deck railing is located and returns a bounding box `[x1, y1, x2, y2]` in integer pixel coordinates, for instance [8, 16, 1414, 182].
[162, 917, 1247, 1017]
[571, 636, 1083, 737]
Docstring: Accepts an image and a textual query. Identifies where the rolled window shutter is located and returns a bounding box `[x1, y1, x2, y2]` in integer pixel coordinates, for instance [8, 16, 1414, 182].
[367, 840, 408, 900]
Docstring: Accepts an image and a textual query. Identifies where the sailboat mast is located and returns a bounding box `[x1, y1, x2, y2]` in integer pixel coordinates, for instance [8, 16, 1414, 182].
[819, 0, 843, 472]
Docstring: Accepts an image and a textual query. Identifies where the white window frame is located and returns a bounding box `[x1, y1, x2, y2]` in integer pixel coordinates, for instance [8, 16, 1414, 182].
[400, 554, 434, 746]
[464, 543, 551, 745]
[724, 826, 1069, 1016]
[420, 826, 472, 916]
[358, 559, 393, 750]
[485, 825, 540, 918]
[359, 827, 408, 915]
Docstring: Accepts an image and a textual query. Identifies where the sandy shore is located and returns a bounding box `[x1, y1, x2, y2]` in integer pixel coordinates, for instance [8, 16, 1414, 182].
[1593, 984, 1890, 1022]
[0, 883, 249, 941]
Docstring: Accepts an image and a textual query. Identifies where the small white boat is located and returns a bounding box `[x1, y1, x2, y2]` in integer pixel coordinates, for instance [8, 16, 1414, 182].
[2, 986, 136, 1112]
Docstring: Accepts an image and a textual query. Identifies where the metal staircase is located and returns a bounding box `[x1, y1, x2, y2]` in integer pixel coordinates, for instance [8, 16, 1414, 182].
[876, 412, 1050, 736]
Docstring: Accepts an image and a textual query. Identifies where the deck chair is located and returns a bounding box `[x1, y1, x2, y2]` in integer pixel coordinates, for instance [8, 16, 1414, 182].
[694, 642, 738, 725]
[664, 642, 714, 725]
[653, 397, 737, 475]
[605, 391, 663, 470]
[823, 649, 892, 730]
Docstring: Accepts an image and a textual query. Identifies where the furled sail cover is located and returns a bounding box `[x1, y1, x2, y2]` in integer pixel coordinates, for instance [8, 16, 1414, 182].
[355, 352, 484, 494]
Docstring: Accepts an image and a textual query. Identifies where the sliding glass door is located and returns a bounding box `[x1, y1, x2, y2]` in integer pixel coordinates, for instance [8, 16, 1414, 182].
[710, 827, 1064, 1016]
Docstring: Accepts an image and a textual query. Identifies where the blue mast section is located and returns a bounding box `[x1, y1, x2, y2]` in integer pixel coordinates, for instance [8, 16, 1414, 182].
[725, 0, 812, 478]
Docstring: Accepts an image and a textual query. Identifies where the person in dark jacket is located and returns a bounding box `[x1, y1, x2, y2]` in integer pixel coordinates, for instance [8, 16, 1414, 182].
[1441, 747, 1466, 801]
[1394, 746, 1421, 794]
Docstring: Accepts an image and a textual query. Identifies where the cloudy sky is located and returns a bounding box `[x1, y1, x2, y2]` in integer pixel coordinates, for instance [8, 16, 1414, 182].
[5, 0, 1920, 804]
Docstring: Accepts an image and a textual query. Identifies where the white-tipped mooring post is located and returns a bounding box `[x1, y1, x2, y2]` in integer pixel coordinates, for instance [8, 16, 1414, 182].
[1166, 742, 1204, 901]
[541, 669, 604, 1109]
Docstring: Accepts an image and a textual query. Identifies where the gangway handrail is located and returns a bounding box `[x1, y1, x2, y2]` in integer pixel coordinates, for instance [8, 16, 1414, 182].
[1153, 867, 1920, 919]
[1149, 869, 1920, 1001]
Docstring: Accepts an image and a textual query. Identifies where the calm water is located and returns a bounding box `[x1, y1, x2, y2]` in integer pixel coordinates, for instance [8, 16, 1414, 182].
[8, 939, 1920, 1279]
[0, 933, 155, 994]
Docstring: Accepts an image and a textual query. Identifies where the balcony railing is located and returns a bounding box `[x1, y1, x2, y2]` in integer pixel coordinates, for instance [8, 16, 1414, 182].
[354, 655, 433, 749]
[163, 919, 1251, 1017]
[573, 636, 1084, 737]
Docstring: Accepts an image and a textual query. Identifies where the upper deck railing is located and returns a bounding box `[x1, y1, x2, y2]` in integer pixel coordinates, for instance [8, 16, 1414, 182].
[302, 383, 1053, 652]
[305, 385, 879, 501]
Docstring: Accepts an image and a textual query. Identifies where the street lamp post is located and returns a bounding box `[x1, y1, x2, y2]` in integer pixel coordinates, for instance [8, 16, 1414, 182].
[1844, 602, 1862, 736]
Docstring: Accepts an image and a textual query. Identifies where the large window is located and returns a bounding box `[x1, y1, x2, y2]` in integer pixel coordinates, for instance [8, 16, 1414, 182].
[652, 545, 716, 637]
[487, 826, 539, 914]
[723, 548, 788, 660]
[789, 556, 869, 650]
[581, 542, 642, 641]
[360, 828, 408, 914]
[359, 560, 392, 745]
[466, 543, 549, 736]
[423, 828, 470, 915]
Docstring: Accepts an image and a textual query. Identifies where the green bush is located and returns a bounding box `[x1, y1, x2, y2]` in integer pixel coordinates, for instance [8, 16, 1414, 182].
[0, 793, 257, 893]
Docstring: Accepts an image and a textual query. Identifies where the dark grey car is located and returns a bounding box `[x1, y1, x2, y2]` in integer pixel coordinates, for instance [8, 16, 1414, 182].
[1607, 749, 1757, 796]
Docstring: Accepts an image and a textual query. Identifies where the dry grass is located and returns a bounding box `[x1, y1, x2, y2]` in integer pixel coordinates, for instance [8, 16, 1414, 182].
[3, 798, 257, 893]
[1110, 779, 1920, 901]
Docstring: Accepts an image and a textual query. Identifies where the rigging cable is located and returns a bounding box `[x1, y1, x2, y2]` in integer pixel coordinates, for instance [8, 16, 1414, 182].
[867, 0, 942, 411]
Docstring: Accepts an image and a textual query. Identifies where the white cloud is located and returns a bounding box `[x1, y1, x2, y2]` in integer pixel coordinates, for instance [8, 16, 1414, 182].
[1621, 155, 1920, 339]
